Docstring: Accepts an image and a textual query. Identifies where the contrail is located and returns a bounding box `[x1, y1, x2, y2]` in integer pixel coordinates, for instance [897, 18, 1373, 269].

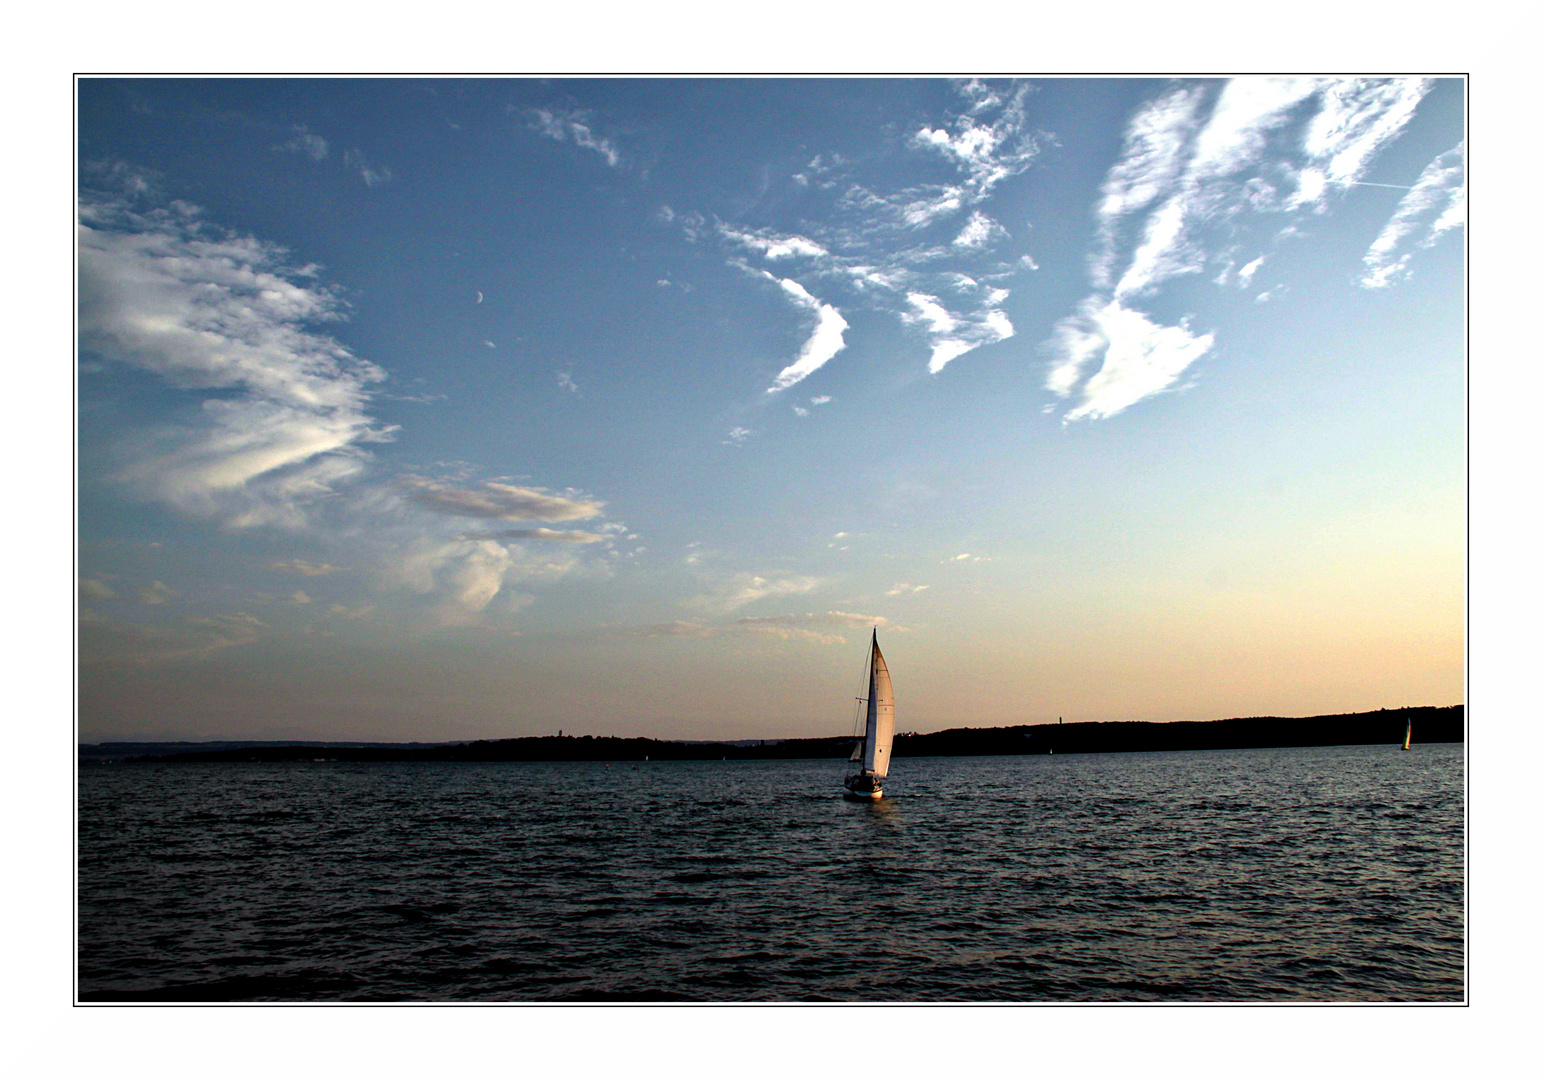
[1350, 181, 1415, 190]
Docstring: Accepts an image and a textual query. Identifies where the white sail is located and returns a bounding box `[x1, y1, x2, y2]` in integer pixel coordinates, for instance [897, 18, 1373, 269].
[862, 633, 895, 778]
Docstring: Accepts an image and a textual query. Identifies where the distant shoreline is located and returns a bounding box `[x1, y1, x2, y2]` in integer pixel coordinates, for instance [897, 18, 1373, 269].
[80, 705, 1463, 764]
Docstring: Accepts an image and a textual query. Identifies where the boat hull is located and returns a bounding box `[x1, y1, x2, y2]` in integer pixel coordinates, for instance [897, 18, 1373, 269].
[842, 774, 884, 801]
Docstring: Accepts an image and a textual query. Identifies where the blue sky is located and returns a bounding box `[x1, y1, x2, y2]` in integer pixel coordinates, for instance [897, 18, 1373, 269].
[76, 78, 1465, 742]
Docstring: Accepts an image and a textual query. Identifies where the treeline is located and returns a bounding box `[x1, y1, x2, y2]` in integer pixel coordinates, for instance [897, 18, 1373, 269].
[892, 705, 1462, 757]
[128, 705, 1461, 764]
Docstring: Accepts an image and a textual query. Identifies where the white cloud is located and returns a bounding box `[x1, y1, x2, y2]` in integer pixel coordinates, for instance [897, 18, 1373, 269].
[397, 476, 604, 522]
[885, 582, 930, 596]
[739, 610, 886, 629]
[476, 528, 605, 543]
[274, 126, 328, 161]
[908, 82, 1038, 206]
[287, 589, 311, 604]
[530, 107, 621, 168]
[811, 395, 832, 406]
[793, 406, 810, 417]
[80, 578, 117, 603]
[660, 81, 1044, 388]
[1091, 84, 1206, 290]
[953, 209, 1008, 250]
[1098, 78, 1428, 303]
[1050, 77, 1431, 421]
[1360, 141, 1465, 288]
[138, 580, 178, 605]
[387, 537, 583, 624]
[625, 620, 716, 638]
[627, 610, 882, 645]
[342, 148, 393, 187]
[1294, 79, 1433, 210]
[903, 291, 1014, 373]
[1047, 299, 1215, 422]
[724, 426, 753, 446]
[720, 225, 829, 261]
[79, 612, 266, 665]
[693, 572, 819, 613]
[264, 559, 337, 577]
[78, 192, 393, 528]
[761, 275, 849, 392]
[557, 371, 578, 393]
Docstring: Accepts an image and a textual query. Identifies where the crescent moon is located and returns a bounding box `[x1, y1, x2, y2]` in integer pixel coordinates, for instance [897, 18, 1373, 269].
[476, 291, 484, 303]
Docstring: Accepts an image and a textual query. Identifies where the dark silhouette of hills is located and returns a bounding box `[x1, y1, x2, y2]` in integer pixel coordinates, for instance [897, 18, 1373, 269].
[97, 705, 1461, 764]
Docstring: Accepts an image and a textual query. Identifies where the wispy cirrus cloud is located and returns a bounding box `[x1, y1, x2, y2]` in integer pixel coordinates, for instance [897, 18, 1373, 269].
[903, 287, 1013, 373]
[670, 80, 1040, 395]
[735, 610, 888, 644]
[80, 577, 117, 603]
[1359, 141, 1465, 288]
[274, 125, 328, 161]
[342, 148, 392, 187]
[529, 107, 621, 168]
[720, 225, 829, 261]
[78, 186, 394, 528]
[397, 476, 604, 522]
[623, 610, 886, 645]
[138, 580, 179, 605]
[690, 572, 820, 614]
[472, 528, 605, 544]
[1046, 299, 1215, 421]
[755, 272, 850, 392]
[80, 173, 620, 631]
[1048, 77, 1436, 422]
[79, 611, 266, 665]
[264, 558, 338, 577]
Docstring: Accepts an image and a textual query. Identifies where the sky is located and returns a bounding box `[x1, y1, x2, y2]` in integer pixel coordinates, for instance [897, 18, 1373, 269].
[76, 77, 1465, 743]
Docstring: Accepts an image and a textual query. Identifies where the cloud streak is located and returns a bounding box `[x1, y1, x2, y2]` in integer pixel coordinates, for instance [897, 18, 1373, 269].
[397, 476, 604, 522]
[78, 189, 394, 528]
[625, 610, 887, 645]
[530, 107, 621, 167]
[1359, 141, 1465, 288]
[760, 274, 849, 392]
[671, 80, 1040, 393]
[79, 611, 267, 665]
[1047, 77, 1434, 422]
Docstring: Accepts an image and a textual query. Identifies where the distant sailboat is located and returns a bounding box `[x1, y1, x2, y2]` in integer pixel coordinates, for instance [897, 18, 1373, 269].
[1402, 717, 1412, 751]
[843, 630, 894, 801]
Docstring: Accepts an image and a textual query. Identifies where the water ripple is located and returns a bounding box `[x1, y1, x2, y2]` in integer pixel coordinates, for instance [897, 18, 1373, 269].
[78, 745, 1464, 1001]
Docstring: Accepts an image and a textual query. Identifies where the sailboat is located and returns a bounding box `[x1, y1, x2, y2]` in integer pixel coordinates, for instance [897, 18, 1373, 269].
[1402, 717, 1412, 751]
[843, 630, 894, 801]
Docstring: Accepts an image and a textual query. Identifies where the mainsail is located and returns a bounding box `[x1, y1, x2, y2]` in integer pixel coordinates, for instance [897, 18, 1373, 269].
[861, 632, 895, 778]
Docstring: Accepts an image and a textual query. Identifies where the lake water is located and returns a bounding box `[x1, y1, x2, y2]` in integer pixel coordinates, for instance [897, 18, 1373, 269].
[77, 744, 1464, 1001]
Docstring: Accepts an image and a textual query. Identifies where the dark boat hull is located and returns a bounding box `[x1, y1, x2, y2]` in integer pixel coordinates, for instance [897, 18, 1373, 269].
[842, 774, 884, 801]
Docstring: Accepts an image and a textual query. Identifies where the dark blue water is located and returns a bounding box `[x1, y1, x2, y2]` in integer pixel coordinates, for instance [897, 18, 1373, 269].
[77, 744, 1464, 1001]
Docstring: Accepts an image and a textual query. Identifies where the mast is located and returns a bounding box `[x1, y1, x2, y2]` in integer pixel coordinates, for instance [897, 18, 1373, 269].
[861, 629, 895, 778]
